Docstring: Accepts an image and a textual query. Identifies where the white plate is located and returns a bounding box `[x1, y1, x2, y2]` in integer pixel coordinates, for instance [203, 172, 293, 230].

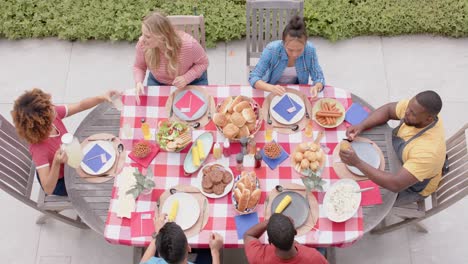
[161, 192, 200, 230]
[197, 162, 234, 199]
[346, 142, 381, 176]
[80, 141, 116, 175]
[270, 92, 305, 125]
[183, 132, 213, 174]
[323, 179, 361, 222]
[172, 89, 208, 121]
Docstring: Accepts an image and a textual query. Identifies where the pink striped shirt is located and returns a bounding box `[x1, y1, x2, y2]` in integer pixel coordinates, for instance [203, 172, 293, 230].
[133, 31, 209, 85]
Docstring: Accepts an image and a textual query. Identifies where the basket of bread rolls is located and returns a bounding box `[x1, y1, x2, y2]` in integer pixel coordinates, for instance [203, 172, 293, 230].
[232, 171, 262, 214]
[213, 95, 262, 142]
[291, 142, 325, 176]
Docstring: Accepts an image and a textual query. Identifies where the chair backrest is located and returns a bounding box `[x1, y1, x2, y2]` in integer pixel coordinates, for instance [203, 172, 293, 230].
[0, 114, 36, 201]
[246, 0, 304, 69]
[429, 123, 468, 214]
[167, 15, 206, 50]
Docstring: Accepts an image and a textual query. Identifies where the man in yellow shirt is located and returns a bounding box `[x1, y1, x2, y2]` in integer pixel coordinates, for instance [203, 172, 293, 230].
[340, 91, 446, 206]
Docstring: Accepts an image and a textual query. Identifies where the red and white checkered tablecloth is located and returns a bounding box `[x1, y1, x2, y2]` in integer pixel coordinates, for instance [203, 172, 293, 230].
[104, 85, 363, 248]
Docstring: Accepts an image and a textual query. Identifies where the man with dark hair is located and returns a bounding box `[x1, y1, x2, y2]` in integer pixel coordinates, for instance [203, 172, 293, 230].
[243, 213, 328, 264]
[140, 213, 223, 264]
[340, 90, 446, 206]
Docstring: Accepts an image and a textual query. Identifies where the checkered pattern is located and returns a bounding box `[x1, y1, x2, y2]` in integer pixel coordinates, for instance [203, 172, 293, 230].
[104, 85, 363, 248]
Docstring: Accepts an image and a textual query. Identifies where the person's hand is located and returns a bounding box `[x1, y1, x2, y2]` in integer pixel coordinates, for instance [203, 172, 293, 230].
[153, 213, 167, 234]
[339, 148, 362, 166]
[135, 82, 145, 105]
[346, 125, 363, 141]
[172, 76, 188, 89]
[269, 85, 286, 96]
[102, 90, 121, 103]
[54, 149, 68, 164]
[209, 232, 223, 253]
[309, 84, 321, 98]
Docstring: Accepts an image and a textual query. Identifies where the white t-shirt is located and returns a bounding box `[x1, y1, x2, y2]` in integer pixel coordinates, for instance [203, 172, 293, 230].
[277, 66, 298, 84]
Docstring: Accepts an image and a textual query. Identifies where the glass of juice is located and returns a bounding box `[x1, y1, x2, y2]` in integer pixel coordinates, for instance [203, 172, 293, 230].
[265, 126, 273, 142]
[304, 120, 313, 138]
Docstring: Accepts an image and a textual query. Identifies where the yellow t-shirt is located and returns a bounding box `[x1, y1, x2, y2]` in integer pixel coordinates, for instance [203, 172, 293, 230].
[395, 99, 446, 196]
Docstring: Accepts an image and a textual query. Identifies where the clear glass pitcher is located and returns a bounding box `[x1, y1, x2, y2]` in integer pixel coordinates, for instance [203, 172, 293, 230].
[61, 133, 83, 168]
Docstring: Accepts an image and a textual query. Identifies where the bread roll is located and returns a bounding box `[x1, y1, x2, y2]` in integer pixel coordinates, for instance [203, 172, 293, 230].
[223, 123, 239, 139]
[298, 142, 310, 152]
[310, 143, 319, 152]
[237, 189, 251, 212]
[234, 188, 242, 203]
[247, 189, 261, 209]
[340, 140, 352, 152]
[300, 159, 310, 170]
[213, 113, 228, 127]
[241, 108, 256, 123]
[294, 152, 304, 163]
[236, 182, 245, 193]
[239, 125, 250, 138]
[219, 97, 233, 114]
[242, 175, 252, 192]
[229, 96, 243, 113]
[230, 112, 247, 127]
[305, 151, 316, 162]
[234, 101, 251, 113]
[310, 161, 319, 171]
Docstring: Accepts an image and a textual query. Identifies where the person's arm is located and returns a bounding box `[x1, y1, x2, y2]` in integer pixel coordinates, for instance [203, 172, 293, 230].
[308, 45, 325, 97]
[346, 102, 399, 140]
[66, 90, 119, 117]
[209, 232, 223, 264]
[140, 213, 167, 263]
[36, 149, 67, 195]
[133, 39, 148, 86]
[243, 219, 268, 244]
[175, 38, 209, 89]
[248, 45, 285, 96]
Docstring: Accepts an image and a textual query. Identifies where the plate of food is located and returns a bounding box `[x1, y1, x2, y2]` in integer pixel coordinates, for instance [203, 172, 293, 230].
[323, 179, 361, 222]
[232, 171, 261, 214]
[270, 92, 305, 125]
[312, 98, 345, 128]
[172, 89, 208, 121]
[161, 192, 200, 230]
[291, 142, 325, 176]
[213, 95, 262, 142]
[270, 191, 310, 229]
[156, 120, 191, 152]
[198, 162, 234, 198]
[81, 141, 116, 175]
[183, 132, 213, 174]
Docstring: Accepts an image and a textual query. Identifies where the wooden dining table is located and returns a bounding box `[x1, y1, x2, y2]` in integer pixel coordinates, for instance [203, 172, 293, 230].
[65, 85, 399, 247]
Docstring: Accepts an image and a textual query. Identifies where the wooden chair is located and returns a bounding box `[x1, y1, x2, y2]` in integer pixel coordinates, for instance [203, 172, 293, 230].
[372, 123, 468, 234]
[246, 0, 304, 71]
[0, 114, 87, 229]
[168, 15, 206, 50]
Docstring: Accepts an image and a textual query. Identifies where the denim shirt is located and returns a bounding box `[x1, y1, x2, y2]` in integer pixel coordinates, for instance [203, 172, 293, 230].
[249, 40, 325, 88]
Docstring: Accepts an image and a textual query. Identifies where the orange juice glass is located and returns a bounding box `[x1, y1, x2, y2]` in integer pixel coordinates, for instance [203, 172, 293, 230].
[304, 120, 313, 138]
[265, 127, 273, 142]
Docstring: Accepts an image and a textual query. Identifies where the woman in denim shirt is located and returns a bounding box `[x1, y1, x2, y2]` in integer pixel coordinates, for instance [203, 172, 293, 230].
[249, 16, 325, 97]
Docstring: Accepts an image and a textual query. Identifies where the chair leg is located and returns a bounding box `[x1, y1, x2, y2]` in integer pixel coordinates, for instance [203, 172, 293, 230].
[37, 210, 88, 229]
[325, 247, 336, 264]
[133, 247, 144, 264]
[36, 213, 50, 225]
[412, 222, 428, 233]
[371, 216, 425, 235]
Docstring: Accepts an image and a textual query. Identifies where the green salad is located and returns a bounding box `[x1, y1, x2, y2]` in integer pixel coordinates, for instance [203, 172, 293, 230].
[156, 120, 189, 149]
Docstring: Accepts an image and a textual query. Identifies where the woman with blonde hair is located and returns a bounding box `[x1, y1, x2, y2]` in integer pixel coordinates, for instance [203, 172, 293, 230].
[133, 11, 209, 103]
[12, 88, 119, 196]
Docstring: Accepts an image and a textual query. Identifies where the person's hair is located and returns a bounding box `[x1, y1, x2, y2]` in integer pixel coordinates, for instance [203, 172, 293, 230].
[155, 222, 188, 264]
[267, 213, 296, 251]
[12, 88, 55, 144]
[142, 11, 182, 78]
[415, 90, 442, 116]
[282, 15, 307, 43]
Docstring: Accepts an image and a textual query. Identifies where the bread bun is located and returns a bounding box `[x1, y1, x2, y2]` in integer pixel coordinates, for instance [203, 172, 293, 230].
[246, 122, 257, 133]
[247, 189, 261, 209]
[298, 142, 310, 152]
[219, 97, 233, 114]
[223, 123, 239, 139]
[300, 159, 310, 170]
[340, 140, 352, 151]
[310, 143, 319, 152]
[234, 101, 251, 113]
[310, 161, 319, 171]
[294, 152, 304, 163]
[239, 125, 250, 138]
[213, 113, 228, 127]
[230, 112, 247, 127]
[241, 108, 256, 123]
[237, 189, 251, 212]
[229, 96, 243, 113]
[234, 188, 242, 202]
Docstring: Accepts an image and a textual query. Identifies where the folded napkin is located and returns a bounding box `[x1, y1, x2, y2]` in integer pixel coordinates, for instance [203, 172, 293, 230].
[260, 146, 289, 170]
[129, 143, 160, 168]
[345, 103, 369, 126]
[174, 90, 205, 118]
[83, 143, 112, 173]
[235, 212, 259, 239]
[358, 180, 383, 206]
[272, 94, 303, 122]
[131, 211, 155, 238]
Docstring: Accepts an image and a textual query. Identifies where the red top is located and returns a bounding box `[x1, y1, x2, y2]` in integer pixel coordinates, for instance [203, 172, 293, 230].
[30, 105, 68, 179]
[244, 240, 328, 264]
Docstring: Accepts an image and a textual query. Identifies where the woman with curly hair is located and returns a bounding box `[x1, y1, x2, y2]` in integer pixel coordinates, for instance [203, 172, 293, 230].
[12, 88, 119, 196]
[133, 11, 209, 104]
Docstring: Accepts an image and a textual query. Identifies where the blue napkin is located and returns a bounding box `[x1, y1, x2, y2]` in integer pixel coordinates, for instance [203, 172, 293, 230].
[345, 103, 369, 125]
[272, 95, 303, 122]
[260, 146, 289, 170]
[82, 144, 112, 173]
[235, 212, 259, 239]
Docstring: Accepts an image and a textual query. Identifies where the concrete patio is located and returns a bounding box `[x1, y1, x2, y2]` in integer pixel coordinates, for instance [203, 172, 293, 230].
[0, 35, 467, 264]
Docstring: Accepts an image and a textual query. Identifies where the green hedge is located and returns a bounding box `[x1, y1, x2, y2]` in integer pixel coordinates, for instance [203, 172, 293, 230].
[0, 0, 467, 47]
